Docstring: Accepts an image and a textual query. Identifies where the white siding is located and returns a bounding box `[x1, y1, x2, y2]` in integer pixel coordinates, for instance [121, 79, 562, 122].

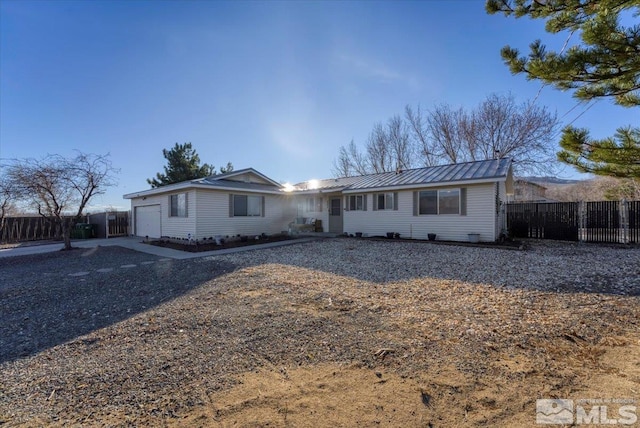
[225, 172, 272, 185]
[130, 190, 196, 238]
[343, 183, 498, 242]
[194, 189, 296, 239]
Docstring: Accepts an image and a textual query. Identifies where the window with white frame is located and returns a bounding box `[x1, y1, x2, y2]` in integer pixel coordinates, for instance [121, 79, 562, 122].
[376, 192, 395, 210]
[232, 194, 263, 216]
[169, 193, 188, 217]
[348, 194, 365, 211]
[303, 196, 322, 212]
[417, 189, 464, 215]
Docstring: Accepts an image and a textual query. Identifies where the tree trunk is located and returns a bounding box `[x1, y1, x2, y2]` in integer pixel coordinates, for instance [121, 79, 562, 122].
[61, 221, 73, 250]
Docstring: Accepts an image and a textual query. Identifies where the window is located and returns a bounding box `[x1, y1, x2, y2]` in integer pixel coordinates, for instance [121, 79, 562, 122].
[418, 190, 437, 215]
[169, 193, 187, 217]
[376, 192, 395, 210]
[302, 197, 322, 212]
[232, 194, 263, 216]
[416, 188, 464, 215]
[348, 194, 365, 211]
[439, 189, 460, 214]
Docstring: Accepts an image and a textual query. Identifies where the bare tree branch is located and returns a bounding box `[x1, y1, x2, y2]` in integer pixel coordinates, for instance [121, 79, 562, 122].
[4, 152, 118, 250]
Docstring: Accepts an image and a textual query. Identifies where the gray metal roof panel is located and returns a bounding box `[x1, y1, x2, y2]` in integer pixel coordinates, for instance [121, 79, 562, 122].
[298, 158, 512, 191]
[293, 175, 363, 191]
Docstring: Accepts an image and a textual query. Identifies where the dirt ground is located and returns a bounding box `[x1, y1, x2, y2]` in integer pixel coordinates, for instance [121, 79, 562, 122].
[1, 240, 638, 427]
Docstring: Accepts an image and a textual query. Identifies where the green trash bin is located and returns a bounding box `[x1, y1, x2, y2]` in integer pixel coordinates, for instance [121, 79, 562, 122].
[73, 223, 95, 239]
[70, 226, 81, 239]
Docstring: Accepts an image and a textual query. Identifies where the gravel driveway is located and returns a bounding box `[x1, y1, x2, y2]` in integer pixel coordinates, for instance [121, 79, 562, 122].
[1, 239, 638, 426]
[207, 238, 640, 295]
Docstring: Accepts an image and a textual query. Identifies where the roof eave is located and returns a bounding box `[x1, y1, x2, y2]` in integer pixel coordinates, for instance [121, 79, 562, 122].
[123, 182, 283, 199]
[342, 176, 507, 193]
[288, 187, 348, 194]
[205, 168, 282, 188]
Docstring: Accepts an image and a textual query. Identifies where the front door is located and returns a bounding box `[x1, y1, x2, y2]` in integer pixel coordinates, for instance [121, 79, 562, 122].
[328, 197, 343, 234]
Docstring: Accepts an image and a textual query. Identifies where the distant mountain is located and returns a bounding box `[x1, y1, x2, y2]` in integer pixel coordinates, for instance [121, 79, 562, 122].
[518, 176, 583, 186]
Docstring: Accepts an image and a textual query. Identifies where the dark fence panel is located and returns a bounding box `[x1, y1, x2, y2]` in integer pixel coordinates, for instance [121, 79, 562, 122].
[507, 202, 579, 241]
[507, 200, 639, 244]
[630, 201, 640, 244]
[584, 201, 620, 243]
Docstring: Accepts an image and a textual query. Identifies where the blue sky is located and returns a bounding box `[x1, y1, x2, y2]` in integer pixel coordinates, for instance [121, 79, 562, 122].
[1, 0, 637, 211]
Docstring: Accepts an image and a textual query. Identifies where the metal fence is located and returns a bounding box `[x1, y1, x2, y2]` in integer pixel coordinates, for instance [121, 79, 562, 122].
[507, 200, 640, 244]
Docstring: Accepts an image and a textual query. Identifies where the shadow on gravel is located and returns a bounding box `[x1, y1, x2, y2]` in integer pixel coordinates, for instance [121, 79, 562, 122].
[0, 246, 236, 364]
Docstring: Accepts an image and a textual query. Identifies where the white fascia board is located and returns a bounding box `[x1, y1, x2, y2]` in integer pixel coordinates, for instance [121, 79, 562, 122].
[123, 182, 195, 199]
[123, 183, 283, 199]
[341, 177, 506, 194]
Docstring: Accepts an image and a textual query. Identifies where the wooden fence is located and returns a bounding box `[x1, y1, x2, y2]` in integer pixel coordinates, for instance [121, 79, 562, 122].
[1, 211, 130, 243]
[0, 216, 82, 243]
[507, 200, 640, 244]
[86, 211, 130, 238]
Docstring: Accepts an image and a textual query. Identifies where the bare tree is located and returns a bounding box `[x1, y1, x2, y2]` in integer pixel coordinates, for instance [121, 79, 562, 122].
[545, 177, 640, 202]
[425, 104, 470, 164]
[332, 144, 353, 178]
[0, 173, 18, 238]
[405, 105, 439, 167]
[334, 117, 416, 177]
[386, 115, 413, 171]
[366, 122, 393, 174]
[334, 93, 558, 177]
[464, 94, 558, 174]
[331, 139, 370, 177]
[5, 152, 118, 250]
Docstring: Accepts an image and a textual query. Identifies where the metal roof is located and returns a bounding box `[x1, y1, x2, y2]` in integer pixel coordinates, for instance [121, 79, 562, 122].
[293, 175, 363, 191]
[194, 179, 281, 192]
[294, 158, 512, 192]
[124, 159, 511, 200]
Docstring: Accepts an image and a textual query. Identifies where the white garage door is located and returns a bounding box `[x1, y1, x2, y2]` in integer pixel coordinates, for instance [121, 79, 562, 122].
[135, 205, 161, 238]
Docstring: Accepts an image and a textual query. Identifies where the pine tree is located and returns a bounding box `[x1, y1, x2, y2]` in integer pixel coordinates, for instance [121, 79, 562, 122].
[147, 143, 233, 188]
[487, 0, 640, 178]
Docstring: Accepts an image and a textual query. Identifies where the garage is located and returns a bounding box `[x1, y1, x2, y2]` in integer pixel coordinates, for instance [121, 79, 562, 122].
[135, 205, 161, 238]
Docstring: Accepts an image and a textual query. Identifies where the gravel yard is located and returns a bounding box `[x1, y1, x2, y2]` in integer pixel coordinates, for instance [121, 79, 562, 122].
[1, 239, 639, 427]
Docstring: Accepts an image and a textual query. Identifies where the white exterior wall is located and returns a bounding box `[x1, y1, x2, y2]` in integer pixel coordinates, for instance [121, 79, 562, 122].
[194, 189, 296, 239]
[130, 190, 197, 238]
[343, 183, 499, 242]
